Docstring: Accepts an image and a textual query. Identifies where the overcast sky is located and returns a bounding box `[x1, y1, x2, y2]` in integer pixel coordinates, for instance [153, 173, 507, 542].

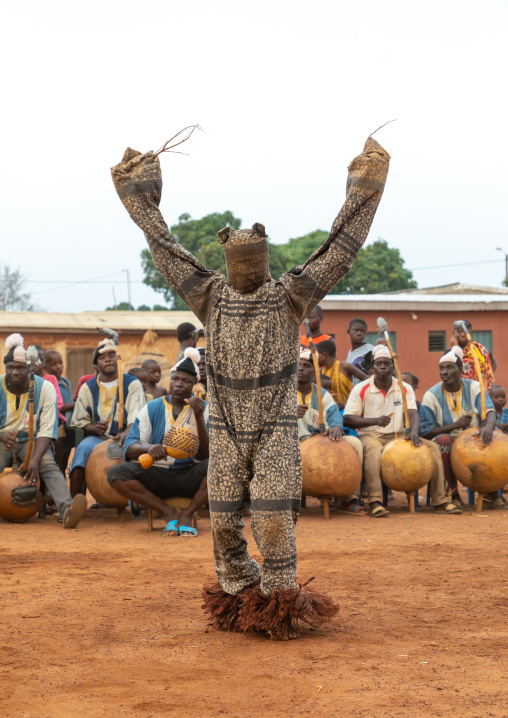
[1, 0, 507, 312]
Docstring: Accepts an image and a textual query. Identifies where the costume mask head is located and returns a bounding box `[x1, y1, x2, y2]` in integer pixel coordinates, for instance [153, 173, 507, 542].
[218, 223, 270, 294]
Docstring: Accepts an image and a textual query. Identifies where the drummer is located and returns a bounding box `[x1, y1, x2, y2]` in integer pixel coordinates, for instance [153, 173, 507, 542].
[69, 338, 146, 498]
[298, 350, 364, 513]
[0, 333, 86, 528]
[419, 346, 506, 510]
[343, 344, 461, 517]
[107, 348, 209, 537]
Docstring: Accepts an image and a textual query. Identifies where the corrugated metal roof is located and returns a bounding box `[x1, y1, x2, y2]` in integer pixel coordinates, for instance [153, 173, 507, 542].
[321, 294, 508, 311]
[0, 310, 202, 332]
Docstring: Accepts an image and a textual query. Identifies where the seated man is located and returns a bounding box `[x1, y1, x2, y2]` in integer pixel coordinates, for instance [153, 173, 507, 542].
[420, 346, 506, 510]
[0, 334, 86, 528]
[69, 338, 146, 496]
[107, 348, 209, 536]
[317, 339, 368, 409]
[344, 344, 461, 517]
[141, 359, 167, 399]
[298, 350, 364, 514]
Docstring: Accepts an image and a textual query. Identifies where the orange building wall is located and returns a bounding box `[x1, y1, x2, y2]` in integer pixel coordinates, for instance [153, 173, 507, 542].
[319, 309, 508, 401]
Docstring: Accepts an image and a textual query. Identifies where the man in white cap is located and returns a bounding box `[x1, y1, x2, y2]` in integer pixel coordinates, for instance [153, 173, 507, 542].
[0, 334, 86, 527]
[69, 337, 146, 497]
[107, 348, 209, 535]
[344, 344, 461, 517]
[419, 346, 506, 510]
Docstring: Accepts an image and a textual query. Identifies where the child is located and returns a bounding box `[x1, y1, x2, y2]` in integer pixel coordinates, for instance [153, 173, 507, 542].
[489, 385, 508, 432]
[141, 359, 167, 399]
[401, 371, 421, 410]
[128, 367, 153, 402]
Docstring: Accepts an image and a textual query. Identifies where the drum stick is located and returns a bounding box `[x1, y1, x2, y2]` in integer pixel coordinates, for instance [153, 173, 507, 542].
[22, 347, 39, 475]
[304, 319, 326, 434]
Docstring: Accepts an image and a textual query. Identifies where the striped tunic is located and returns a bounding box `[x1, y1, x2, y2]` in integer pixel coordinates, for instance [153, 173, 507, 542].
[0, 374, 58, 441]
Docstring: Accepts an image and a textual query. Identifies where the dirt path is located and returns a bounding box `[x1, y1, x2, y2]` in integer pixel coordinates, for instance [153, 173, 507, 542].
[1, 497, 508, 717]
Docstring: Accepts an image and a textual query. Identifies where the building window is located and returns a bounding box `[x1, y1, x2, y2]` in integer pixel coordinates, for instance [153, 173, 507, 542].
[472, 330, 493, 354]
[365, 331, 397, 352]
[428, 331, 447, 352]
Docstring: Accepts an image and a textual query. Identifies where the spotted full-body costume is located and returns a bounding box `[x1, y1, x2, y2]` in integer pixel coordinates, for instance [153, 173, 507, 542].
[112, 137, 390, 638]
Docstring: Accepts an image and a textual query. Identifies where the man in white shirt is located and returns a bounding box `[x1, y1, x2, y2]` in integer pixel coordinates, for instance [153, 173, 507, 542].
[344, 345, 461, 517]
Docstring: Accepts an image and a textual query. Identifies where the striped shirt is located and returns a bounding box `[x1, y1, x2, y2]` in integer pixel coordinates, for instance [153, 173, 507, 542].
[298, 384, 342, 441]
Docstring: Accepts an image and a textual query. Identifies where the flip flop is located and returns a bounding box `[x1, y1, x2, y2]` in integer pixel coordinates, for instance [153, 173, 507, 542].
[162, 519, 180, 536]
[483, 497, 508, 510]
[178, 525, 198, 537]
[369, 504, 389, 518]
[128, 500, 142, 518]
[336, 502, 368, 516]
[434, 502, 463, 514]
[63, 494, 87, 529]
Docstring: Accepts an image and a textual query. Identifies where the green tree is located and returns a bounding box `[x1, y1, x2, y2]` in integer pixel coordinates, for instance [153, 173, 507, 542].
[273, 234, 416, 294]
[106, 301, 134, 310]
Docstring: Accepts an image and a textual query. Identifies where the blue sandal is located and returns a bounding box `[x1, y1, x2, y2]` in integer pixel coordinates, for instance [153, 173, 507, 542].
[178, 525, 197, 537]
[162, 519, 180, 536]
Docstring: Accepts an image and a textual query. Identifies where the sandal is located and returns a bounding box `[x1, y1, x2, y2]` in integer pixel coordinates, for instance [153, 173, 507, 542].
[63, 494, 87, 529]
[483, 497, 508, 510]
[179, 525, 198, 537]
[162, 519, 180, 536]
[434, 502, 463, 514]
[337, 501, 367, 516]
[369, 503, 389, 518]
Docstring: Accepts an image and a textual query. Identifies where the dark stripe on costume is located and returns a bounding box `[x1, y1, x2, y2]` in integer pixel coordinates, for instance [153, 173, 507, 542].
[209, 499, 246, 513]
[262, 554, 297, 571]
[250, 498, 302, 512]
[117, 178, 162, 200]
[207, 361, 298, 391]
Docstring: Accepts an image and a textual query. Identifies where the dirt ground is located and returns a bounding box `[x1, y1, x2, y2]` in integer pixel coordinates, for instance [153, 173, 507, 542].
[1, 494, 508, 718]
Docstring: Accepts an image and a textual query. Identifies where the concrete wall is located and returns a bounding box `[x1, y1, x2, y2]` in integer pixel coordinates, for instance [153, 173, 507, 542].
[319, 309, 507, 401]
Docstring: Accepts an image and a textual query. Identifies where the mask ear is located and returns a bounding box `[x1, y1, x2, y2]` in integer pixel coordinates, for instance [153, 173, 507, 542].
[252, 222, 267, 239]
[218, 227, 231, 244]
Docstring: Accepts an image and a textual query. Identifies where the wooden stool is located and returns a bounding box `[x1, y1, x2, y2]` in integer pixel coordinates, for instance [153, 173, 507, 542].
[147, 497, 198, 532]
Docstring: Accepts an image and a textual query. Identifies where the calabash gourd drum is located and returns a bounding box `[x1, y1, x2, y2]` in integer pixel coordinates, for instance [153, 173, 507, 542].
[301, 434, 362, 497]
[0, 469, 45, 523]
[380, 439, 434, 493]
[138, 427, 200, 469]
[85, 440, 128, 508]
[450, 428, 508, 494]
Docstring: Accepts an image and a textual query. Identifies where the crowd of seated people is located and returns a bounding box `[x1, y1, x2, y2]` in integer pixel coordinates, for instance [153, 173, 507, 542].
[1, 313, 506, 536]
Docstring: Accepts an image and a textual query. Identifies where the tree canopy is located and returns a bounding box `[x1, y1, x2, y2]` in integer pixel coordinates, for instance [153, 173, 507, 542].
[140, 212, 417, 307]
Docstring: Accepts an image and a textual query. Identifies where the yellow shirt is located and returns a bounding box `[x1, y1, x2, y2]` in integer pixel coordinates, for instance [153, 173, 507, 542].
[322, 360, 353, 405]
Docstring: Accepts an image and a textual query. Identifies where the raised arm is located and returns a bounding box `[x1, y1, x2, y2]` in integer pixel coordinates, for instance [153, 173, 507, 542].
[111, 148, 223, 323]
[281, 137, 390, 322]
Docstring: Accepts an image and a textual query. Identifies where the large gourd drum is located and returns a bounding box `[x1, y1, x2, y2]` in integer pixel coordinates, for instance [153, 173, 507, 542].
[0, 469, 45, 523]
[450, 428, 508, 493]
[381, 439, 434, 493]
[85, 440, 128, 508]
[301, 435, 362, 497]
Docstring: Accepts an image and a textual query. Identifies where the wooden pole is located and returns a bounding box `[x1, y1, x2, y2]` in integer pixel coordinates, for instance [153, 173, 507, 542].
[304, 320, 325, 434]
[22, 349, 37, 475]
[383, 331, 410, 435]
[458, 323, 486, 421]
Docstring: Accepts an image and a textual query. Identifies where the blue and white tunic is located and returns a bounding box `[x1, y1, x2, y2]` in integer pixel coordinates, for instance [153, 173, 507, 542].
[419, 379, 494, 438]
[0, 374, 58, 442]
[124, 395, 209, 470]
[71, 374, 146, 438]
